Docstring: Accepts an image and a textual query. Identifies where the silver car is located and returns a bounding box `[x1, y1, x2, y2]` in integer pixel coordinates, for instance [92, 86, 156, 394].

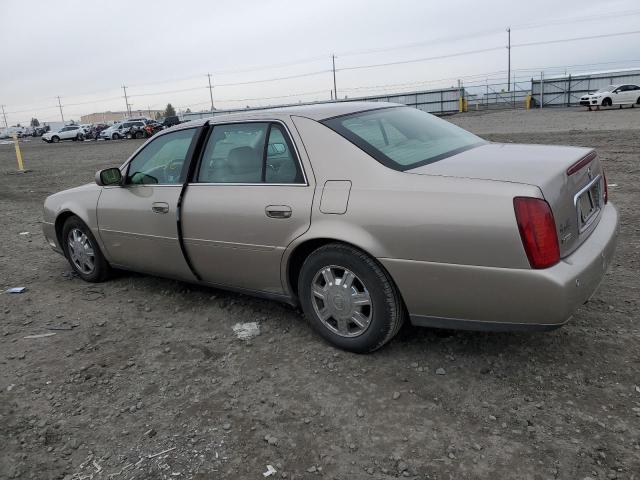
[42, 102, 618, 352]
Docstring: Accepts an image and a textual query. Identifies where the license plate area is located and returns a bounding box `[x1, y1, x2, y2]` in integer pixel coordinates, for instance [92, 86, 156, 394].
[574, 175, 602, 232]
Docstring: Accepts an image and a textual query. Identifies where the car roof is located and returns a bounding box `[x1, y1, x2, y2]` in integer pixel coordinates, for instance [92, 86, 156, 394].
[169, 101, 400, 131]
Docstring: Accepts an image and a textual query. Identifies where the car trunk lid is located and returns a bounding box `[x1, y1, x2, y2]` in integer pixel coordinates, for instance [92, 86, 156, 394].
[407, 142, 606, 257]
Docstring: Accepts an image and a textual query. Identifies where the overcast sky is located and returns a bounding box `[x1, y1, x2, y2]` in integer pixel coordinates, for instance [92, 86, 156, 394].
[1, 0, 639, 124]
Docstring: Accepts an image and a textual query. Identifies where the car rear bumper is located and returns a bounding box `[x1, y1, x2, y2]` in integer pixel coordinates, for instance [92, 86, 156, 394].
[380, 203, 619, 331]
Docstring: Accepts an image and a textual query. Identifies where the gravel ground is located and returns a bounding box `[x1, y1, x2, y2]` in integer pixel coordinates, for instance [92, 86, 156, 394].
[1, 108, 639, 480]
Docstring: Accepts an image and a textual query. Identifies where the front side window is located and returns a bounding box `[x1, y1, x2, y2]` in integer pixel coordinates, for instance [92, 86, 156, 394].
[322, 106, 485, 171]
[196, 122, 303, 184]
[126, 128, 196, 185]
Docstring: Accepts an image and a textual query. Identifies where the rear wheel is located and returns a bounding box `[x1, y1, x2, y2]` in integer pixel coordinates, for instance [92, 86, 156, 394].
[61, 216, 110, 282]
[134, 130, 144, 139]
[298, 243, 405, 353]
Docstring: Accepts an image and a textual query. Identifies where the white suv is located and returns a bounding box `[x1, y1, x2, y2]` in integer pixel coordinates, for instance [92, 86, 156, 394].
[42, 125, 83, 143]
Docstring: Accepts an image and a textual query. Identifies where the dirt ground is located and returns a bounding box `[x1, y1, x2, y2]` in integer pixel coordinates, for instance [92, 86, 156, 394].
[1, 107, 639, 480]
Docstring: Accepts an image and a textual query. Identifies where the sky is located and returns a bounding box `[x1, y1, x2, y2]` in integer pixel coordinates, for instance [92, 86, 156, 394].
[1, 0, 640, 125]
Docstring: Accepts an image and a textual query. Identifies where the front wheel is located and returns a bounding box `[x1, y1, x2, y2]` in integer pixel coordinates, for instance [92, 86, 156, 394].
[112, 133, 120, 140]
[298, 243, 405, 353]
[51, 136, 60, 143]
[602, 97, 612, 107]
[61, 216, 110, 282]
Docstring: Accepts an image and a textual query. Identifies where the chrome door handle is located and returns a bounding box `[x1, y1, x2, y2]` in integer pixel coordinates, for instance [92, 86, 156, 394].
[152, 202, 169, 214]
[265, 205, 292, 219]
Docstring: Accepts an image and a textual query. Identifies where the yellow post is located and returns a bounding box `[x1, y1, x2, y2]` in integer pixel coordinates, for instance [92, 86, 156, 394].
[525, 94, 531, 110]
[458, 96, 463, 113]
[12, 134, 24, 171]
[463, 98, 468, 112]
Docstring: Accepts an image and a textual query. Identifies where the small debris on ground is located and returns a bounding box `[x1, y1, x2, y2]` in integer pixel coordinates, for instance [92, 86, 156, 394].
[5, 287, 26, 294]
[232, 322, 261, 340]
[23, 332, 56, 339]
[263, 465, 277, 477]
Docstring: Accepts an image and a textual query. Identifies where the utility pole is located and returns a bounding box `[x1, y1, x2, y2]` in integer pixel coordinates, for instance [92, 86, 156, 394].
[122, 85, 131, 116]
[507, 27, 511, 92]
[207, 73, 215, 112]
[332, 54, 338, 101]
[1, 105, 8, 128]
[57, 96, 65, 123]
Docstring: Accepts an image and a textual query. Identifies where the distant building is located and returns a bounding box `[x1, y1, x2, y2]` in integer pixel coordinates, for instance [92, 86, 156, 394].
[81, 109, 163, 124]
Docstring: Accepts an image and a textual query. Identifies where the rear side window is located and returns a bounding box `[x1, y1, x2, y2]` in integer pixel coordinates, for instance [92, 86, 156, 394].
[322, 107, 485, 171]
[196, 122, 303, 184]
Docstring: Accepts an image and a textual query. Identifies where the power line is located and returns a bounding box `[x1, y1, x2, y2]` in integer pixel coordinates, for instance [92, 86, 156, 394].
[512, 29, 640, 48]
[511, 8, 640, 30]
[337, 46, 504, 72]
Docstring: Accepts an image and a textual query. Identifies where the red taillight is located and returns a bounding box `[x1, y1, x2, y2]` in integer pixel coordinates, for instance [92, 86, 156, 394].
[513, 197, 560, 269]
[603, 170, 608, 204]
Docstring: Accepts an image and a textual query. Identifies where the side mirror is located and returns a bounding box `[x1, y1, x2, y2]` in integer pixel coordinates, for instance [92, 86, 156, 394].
[95, 167, 123, 186]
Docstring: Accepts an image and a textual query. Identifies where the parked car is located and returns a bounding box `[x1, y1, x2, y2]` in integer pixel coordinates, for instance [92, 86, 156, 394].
[580, 84, 640, 108]
[32, 126, 48, 137]
[99, 121, 144, 140]
[144, 121, 164, 137]
[120, 121, 146, 139]
[99, 124, 124, 140]
[42, 125, 83, 143]
[159, 115, 180, 128]
[42, 102, 618, 352]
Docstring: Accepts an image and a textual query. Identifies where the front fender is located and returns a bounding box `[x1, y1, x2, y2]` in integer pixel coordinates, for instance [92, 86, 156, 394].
[43, 184, 105, 257]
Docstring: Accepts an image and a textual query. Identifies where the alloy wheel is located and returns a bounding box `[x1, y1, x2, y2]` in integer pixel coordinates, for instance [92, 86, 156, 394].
[67, 228, 95, 275]
[310, 265, 373, 338]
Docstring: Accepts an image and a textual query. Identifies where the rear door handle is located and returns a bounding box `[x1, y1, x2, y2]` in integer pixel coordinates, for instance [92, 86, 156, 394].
[265, 205, 292, 219]
[152, 202, 169, 214]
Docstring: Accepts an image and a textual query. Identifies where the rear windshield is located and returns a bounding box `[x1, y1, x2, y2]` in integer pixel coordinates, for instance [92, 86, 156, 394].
[322, 106, 485, 171]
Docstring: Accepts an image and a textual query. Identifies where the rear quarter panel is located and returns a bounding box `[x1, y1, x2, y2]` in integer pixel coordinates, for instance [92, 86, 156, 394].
[289, 115, 539, 270]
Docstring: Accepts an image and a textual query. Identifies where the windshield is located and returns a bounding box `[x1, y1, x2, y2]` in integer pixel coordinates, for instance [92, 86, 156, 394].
[322, 106, 485, 171]
[595, 85, 616, 93]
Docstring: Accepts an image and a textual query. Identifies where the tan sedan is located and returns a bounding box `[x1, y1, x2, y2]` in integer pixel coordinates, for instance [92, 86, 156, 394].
[42, 102, 619, 352]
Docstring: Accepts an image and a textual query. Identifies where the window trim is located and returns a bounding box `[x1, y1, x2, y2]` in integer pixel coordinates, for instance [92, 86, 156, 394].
[120, 127, 200, 187]
[191, 119, 308, 187]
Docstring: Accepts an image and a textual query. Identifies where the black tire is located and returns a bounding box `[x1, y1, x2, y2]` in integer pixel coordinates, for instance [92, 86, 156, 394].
[51, 136, 60, 143]
[298, 243, 405, 353]
[112, 133, 120, 140]
[134, 130, 144, 139]
[602, 97, 612, 107]
[61, 216, 110, 283]
[636, 97, 640, 105]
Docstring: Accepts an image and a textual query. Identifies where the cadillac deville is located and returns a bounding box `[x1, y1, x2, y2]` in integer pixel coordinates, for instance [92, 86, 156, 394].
[42, 102, 618, 352]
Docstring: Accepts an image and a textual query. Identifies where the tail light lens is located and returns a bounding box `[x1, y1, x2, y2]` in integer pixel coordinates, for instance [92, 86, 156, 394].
[513, 197, 560, 269]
